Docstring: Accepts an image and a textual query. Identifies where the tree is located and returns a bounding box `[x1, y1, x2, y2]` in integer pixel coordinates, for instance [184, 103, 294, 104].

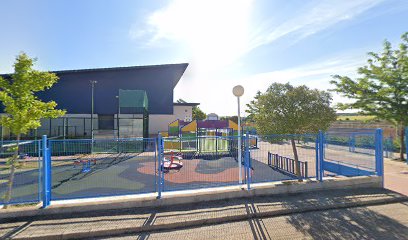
[176, 98, 206, 120]
[246, 83, 337, 180]
[0, 53, 65, 208]
[331, 32, 408, 161]
[220, 116, 238, 124]
[192, 106, 206, 120]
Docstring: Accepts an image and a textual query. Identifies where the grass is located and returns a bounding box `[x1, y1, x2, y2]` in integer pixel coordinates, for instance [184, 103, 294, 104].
[337, 115, 376, 121]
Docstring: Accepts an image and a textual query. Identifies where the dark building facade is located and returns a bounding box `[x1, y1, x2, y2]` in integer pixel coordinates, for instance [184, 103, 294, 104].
[0, 63, 188, 139]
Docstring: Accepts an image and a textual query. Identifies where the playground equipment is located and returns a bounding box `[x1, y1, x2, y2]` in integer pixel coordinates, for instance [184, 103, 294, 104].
[162, 151, 183, 170]
[164, 119, 247, 152]
[74, 159, 97, 173]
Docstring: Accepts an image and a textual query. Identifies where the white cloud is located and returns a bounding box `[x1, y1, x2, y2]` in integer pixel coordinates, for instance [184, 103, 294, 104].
[174, 53, 366, 116]
[131, 0, 254, 77]
[249, 0, 385, 50]
[132, 0, 386, 115]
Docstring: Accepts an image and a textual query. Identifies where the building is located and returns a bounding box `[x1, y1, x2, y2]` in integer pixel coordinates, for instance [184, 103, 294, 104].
[206, 113, 219, 121]
[0, 63, 198, 139]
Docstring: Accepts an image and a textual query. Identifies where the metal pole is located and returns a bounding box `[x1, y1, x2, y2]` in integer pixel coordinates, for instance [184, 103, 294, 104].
[245, 131, 250, 190]
[157, 134, 163, 199]
[90, 80, 97, 153]
[118, 103, 120, 139]
[237, 97, 242, 184]
[91, 82, 94, 141]
[116, 95, 120, 139]
[42, 135, 50, 208]
[318, 130, 324, 181]
[375, 128, 384, 187]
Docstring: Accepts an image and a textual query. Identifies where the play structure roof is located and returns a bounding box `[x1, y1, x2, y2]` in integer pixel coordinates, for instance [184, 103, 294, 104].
[197, 120, 229, 129]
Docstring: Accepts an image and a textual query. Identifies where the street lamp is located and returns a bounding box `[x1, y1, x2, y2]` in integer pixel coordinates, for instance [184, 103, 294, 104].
[90, 80, 97, 152]
[233, 85, 244, 184]
[116, 95, 120, 139]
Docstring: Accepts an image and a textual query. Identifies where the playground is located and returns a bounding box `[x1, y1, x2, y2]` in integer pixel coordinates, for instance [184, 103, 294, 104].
[0, 130, 380, 205]
[1, 144, 292, 203]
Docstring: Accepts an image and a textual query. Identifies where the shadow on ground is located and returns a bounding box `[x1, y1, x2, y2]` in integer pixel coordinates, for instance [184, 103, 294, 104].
[2, 188, 407, 239]
[283, 202, 408, 239]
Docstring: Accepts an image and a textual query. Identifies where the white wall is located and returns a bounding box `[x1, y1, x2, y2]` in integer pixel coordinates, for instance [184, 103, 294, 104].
[149, 105, 193, 135]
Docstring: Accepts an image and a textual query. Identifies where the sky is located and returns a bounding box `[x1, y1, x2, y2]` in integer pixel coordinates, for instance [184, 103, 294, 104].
[1, 0, 408, 116]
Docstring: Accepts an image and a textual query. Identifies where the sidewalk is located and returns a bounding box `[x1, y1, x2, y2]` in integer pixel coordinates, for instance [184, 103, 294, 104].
[384, 158, 408, 196]
[1, 188, 407, 240]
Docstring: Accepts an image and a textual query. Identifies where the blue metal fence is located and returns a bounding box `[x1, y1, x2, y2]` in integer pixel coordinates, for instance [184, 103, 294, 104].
[0, 139, 42, 205]
[323, 130, 377, 177]
[48, 138, 158, 201]
[1, 129, 385, 207]
[251, 134, 318, 183]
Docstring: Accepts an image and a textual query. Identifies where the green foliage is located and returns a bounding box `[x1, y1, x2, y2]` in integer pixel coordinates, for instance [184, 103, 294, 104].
[220, 116, 238, 124]
[192, 106, 206, 120]
[331, 32, 408, 126]
[246, 83, 337, 135]
[0, 53, 66, 136]
[330, 32, 408, 160]
[1, 53, 66, 207]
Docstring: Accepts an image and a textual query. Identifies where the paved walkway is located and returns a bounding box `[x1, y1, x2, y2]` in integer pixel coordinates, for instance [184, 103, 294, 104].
[1, 188, 407, 240]
[384, 158, 408, 196]
[107, 201, 408, 240]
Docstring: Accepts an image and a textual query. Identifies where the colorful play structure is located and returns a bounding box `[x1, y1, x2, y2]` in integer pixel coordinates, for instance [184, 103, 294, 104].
[160, 119, 257, 155]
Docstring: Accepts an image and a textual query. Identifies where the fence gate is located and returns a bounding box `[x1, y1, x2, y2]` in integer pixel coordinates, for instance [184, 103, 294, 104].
[320, 129, 382, 177]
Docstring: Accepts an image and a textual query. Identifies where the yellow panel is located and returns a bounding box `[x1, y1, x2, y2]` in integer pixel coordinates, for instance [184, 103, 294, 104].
[164, 141, 180, 150]
[181, 120, 197, 132]
[169, 119, 179, 127]
[228, 120, 238, 131]
[159, 131, 169, 137]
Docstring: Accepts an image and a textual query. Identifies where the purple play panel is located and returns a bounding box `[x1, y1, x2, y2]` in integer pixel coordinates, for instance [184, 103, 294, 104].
[197, 120, 229, 129]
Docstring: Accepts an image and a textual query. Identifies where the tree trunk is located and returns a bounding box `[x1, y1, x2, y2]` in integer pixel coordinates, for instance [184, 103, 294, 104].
[291, 138, 302, 182]
[3, 134, 20, 209]
[400, 126, 405, 161]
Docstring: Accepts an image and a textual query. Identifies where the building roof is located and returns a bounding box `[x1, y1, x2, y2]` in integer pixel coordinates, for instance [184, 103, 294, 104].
[1, 63, 189, 89]
[173, 102, 200, 106]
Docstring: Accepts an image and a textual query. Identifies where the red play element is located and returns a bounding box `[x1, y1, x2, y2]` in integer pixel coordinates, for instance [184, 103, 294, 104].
[163, 151, 183, 170]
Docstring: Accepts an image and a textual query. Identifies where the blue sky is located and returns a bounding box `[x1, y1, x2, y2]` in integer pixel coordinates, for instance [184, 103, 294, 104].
[1, 0, 408, 116]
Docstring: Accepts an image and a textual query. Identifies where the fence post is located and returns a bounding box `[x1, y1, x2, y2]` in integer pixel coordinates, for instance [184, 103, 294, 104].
[315, 133, 320, 181]
[42, 135, 51, 208]
[375, 128, 384, 187]
[317, 131, 324, 181]
[245, 131, 251, 190]
[157, 134, 163, 199]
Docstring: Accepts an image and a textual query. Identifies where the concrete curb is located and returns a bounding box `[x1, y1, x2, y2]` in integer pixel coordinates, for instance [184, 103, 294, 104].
[1, 176, 383, 221]
[12, 195, 408, 240]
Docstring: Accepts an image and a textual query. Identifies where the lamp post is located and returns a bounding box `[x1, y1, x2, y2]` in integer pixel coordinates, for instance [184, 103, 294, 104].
[233, 85, 244, 184]
[116, 95, 120, 139]
[90, 80, 97, 152]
